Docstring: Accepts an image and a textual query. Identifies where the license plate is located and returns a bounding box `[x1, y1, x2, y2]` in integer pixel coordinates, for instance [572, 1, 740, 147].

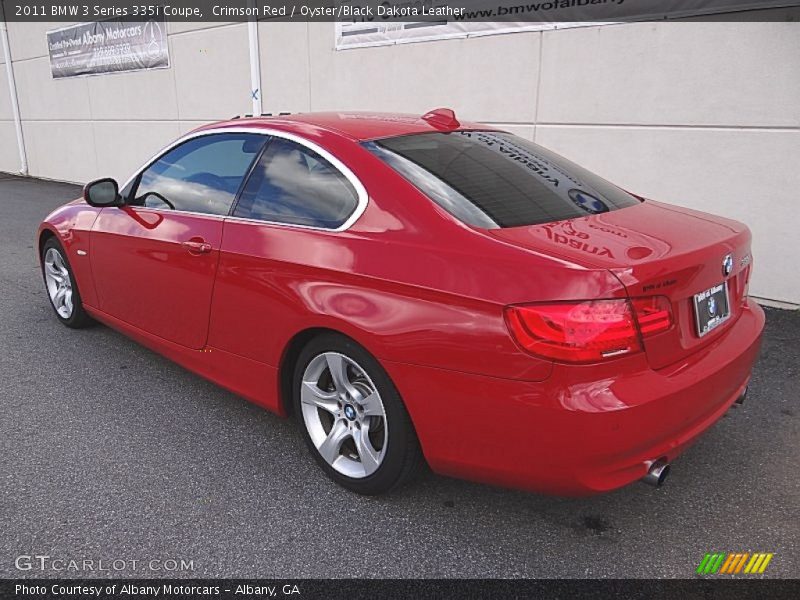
[693, 282, 731, 337]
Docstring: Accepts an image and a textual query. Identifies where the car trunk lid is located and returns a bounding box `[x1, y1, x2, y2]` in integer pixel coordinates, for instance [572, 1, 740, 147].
[488, 200, 753, 369]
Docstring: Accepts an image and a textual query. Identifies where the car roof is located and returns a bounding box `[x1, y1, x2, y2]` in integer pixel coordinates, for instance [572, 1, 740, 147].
[198, 109, 496, 142]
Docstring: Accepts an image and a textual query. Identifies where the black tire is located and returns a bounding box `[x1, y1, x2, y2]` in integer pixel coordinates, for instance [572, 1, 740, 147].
[41, 237, 93, 329]
[293, 333, 422, 495]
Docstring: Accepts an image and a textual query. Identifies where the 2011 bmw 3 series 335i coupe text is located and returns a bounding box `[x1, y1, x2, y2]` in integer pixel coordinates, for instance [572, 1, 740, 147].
[38, 109, 764, 496]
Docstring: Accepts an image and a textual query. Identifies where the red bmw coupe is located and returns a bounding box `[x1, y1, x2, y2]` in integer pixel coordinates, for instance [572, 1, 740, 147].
[38, 109, 764, 495]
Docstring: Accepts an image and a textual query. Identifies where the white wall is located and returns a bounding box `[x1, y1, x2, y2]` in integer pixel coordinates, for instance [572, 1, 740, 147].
[531, 22, 800, 306]
[0, 42, 20, 171]
[1, 17, 799, 304]
[0, 20, 251, 182]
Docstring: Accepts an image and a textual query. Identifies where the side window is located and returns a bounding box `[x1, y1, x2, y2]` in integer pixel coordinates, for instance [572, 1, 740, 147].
[132, 133, 266, 216]
[233, 137, 359, 229]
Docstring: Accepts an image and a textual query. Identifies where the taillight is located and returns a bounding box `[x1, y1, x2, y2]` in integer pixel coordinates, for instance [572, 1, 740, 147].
[505, 297, 673, 363]
[742, 263, 752, 301]
[630, 296, 673, 337]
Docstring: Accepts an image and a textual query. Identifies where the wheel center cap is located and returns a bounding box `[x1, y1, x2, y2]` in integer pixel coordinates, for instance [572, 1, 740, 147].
[344, 404, 357, 421]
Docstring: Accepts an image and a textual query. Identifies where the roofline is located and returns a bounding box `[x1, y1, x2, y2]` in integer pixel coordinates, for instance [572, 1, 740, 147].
[190, 117, 361, 140]
[192, 111, 502, 142]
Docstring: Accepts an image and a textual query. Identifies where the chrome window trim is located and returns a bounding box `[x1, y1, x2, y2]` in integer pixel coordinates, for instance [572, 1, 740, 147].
[120, 126, 369, 232]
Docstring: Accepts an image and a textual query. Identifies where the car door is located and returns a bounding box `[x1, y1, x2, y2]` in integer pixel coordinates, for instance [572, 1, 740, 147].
[207, 134, 365, 363]
[91, 132, 267, 349]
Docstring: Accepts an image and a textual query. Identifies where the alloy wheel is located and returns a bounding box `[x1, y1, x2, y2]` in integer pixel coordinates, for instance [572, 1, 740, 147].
[300, 352, 388, 479]
[44, 248, 73, 319]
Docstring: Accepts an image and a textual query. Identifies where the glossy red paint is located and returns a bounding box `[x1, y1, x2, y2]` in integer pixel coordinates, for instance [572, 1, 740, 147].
[38, 112, 764, 495]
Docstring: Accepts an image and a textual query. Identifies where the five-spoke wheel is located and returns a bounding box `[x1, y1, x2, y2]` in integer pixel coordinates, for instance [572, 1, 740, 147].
[300, 352, 388, 479]
[293, 333, 422, 495]
[43, 247, 74, 319]
[41, 237, 92, 328]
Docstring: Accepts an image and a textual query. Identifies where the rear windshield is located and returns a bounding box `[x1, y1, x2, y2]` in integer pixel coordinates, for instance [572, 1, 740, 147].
[364, 131, 640, 229]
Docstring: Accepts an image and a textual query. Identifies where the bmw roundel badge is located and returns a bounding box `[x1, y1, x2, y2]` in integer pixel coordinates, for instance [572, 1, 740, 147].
[568, 189, 609, 215]
[722, 254, 734, 277]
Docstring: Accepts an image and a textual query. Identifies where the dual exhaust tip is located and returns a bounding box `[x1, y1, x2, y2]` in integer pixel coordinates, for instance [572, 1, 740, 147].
[641, 385, 749, 489]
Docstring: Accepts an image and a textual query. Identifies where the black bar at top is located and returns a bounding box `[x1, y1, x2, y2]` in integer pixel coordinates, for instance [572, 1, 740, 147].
[2, 0, 800, 22]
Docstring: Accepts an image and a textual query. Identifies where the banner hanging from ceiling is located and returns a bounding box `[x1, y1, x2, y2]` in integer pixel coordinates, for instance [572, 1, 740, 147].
[46, 18, 169, 78]
[335, 0, 798, 49]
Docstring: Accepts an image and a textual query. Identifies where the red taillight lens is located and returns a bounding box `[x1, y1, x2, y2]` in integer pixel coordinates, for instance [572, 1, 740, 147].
[630, 296, 673, 337]
[505, 297, 673, 363]
[742, 263, 752, 302]
[505, 299, 641, 363]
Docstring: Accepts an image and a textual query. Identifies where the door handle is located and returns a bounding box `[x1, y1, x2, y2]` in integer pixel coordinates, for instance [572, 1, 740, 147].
[181, 240, 213, 254]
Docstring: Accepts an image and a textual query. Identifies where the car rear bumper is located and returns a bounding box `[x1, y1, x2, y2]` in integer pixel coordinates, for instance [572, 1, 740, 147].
[384, 300, 765, 495]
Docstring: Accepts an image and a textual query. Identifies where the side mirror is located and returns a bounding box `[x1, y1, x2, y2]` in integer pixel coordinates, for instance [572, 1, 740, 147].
[83, 178, 122, 207]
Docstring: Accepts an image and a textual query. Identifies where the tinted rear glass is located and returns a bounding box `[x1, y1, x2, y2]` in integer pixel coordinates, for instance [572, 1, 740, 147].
[365, 131, 640, 228]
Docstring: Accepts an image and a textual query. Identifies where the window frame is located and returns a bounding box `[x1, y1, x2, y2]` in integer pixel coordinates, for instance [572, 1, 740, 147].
[230, 135, 362, 230]
[126, 132, 268, 217]
[120, 127, 369, 232]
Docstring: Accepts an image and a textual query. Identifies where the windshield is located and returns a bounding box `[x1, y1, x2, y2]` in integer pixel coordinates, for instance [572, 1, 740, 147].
[365, 131, 640, 229]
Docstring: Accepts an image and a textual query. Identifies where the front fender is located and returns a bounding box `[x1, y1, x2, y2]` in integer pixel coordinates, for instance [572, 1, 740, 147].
[38, 200, 102, 307]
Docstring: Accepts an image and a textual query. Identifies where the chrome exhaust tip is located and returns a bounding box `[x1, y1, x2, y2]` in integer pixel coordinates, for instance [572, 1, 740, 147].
[735, 386, 748, 406]
[642, 459, 671, 487]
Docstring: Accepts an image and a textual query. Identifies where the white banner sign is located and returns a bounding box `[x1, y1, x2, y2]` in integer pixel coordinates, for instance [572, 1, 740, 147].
[47, 18, 169, 78]
[335, 0, 799, 49]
